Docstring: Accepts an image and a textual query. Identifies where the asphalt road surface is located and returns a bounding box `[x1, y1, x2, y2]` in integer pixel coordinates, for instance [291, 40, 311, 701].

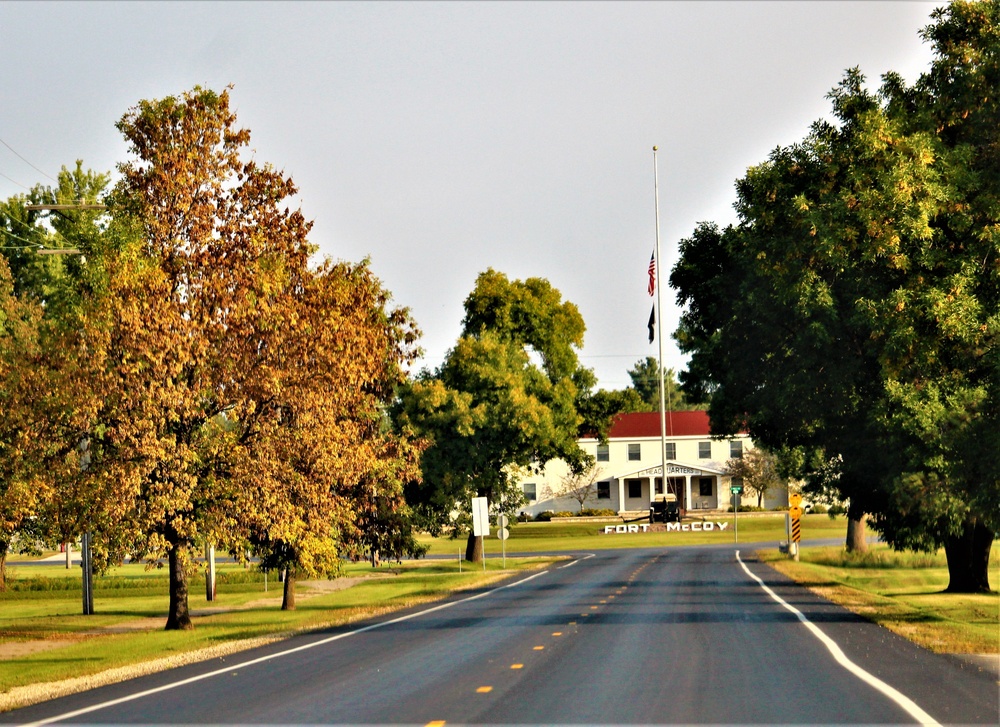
[5, 544, 997, 725]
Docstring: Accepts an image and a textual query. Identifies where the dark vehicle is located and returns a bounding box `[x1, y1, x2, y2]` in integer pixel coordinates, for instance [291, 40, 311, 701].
[649, 493, 679, 523]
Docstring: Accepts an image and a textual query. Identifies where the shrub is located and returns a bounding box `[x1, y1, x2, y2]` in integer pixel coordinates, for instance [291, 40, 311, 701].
[810, 504, 828, 514]
[580, 508, 617, 517]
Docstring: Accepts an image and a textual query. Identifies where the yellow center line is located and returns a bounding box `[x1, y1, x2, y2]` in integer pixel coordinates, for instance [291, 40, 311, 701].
[533, 645, 544, 651]
[510, 663, 524, 669]
[476, 686, 493, 693]
[426, 722, 446, 727]
[552, 631, 563, 636]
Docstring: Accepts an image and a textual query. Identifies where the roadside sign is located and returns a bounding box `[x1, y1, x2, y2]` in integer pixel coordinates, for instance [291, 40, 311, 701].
[789, 493, 803, 507]
[471, 497, 489, 537]
[497, 514, 509, 529]
[730, 485, 743, 494]
[788, 505, 803, 519]
[498, 527, 510, 541]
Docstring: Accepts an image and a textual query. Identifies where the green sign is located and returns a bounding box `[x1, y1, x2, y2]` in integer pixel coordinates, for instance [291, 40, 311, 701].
[731, 485, 743, 494]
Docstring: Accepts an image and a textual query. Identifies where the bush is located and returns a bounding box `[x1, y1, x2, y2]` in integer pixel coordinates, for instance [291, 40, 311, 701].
[580, 508, 617, 517]
[728, 504, 764, 512]
[809, 504, 828, 514]
[534, 511, 555, 522]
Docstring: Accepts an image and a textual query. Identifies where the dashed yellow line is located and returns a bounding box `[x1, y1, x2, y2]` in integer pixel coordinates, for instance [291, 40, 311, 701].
[476, 686, 493, 693]
[552, 631, 563, 636]
[533, 645, 545, 651]
[426, 721, 446, 726]
[510, 663, 524, 669]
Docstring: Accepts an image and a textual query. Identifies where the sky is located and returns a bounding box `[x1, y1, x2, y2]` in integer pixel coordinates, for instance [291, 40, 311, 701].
[0, 1, 941, 390]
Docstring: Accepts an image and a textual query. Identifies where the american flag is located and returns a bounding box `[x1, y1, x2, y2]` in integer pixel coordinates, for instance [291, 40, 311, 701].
[647, 252, 656, 296]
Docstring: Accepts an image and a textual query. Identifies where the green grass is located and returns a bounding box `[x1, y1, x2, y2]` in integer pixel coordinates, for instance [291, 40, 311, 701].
[419, 512, 847, 554]
[760, 544, 1000, 654]
[0, 557, 558, 705]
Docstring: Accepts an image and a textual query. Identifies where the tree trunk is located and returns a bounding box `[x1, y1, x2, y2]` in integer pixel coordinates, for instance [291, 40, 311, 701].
[465, 531, 483, 563]
[0, 541, 7, 592]
[845, 512, 868, 554]
[944, 517, 995, 594]
[281, 568, 296, 610]
[165, 542, 193, 630]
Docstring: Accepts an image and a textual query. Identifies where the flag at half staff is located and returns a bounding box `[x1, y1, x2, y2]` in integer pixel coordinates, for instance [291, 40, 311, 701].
[647, 252, 656, 296]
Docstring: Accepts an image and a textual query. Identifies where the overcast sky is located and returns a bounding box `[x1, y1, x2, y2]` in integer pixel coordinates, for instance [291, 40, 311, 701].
[1, 1, 940, 389]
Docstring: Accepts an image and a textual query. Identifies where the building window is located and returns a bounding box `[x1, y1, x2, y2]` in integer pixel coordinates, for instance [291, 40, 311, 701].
[698, 441, 711, 459]
[665, 442, 676, 460]
[699, 478, 713, 497]
[730, 440, 743, 459]
[628, 443, 641, 461]
[596, 443, 609, 462]
[597, 482, 610, 499]
[523, 483, 536, 501]
[626, 479, 642, 499]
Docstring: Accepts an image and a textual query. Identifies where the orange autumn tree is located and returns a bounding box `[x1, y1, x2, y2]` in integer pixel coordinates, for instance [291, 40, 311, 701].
[227, 259, 422, 610]
[93, 87, 310, 629]
[80, 86, 420, 629]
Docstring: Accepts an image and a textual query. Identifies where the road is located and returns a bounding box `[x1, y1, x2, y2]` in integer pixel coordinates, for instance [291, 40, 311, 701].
[5, 545, 997, 725]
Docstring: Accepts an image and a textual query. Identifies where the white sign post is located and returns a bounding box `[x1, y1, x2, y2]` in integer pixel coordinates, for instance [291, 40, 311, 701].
[497, 514, 509, 569]
[471, 496, 489, 571]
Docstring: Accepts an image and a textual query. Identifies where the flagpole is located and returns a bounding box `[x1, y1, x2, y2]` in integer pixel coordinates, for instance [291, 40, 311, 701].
[652, 146, 671, 499]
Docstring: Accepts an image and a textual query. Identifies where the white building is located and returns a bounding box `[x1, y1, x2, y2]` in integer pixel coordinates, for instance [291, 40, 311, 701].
[518, 411, 782, 517]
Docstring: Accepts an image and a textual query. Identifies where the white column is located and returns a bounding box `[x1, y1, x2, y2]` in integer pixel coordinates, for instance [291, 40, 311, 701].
[684, 475, 692, 512]
[617, 478, 626, 513]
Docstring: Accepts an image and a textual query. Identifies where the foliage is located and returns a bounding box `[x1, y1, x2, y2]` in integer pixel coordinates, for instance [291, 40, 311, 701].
[626, 357, 700, 411]
[725, 448, 783, 508]
[395, 269, 597, 561]
[546, 460, 604, 512]
[670, 1, 999, 592]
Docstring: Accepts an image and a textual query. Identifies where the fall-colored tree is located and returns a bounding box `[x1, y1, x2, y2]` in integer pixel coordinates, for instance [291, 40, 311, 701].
[0, 164, 110, 589]
[725, 448, 782, 509]
[228, 260, 421, 609]
[77, 86, 325, 628]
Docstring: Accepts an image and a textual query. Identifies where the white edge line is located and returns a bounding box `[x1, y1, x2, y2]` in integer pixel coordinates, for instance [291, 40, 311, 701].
[735, 550, 940, 726]
[22, 569, 550, 727]
[558, 553, 596, 569]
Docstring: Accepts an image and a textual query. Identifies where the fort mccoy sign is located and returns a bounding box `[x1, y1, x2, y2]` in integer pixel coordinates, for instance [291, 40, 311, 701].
[602, 521, 730, 535]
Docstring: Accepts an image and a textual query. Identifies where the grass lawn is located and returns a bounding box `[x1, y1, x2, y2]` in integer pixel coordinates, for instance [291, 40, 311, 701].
[0, 556, 557, 709]
[419, 512, 847, 554]
[760, 544, 1000, 654]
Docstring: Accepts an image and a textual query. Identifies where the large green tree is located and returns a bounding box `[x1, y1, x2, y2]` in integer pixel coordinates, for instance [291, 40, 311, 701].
[671, 1, 999, 592]
[395, 270, 595, 562]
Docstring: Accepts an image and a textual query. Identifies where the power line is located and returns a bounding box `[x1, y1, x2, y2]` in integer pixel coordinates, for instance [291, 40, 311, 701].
[0, 137, 58, 182]
[0, 168, 31, 190]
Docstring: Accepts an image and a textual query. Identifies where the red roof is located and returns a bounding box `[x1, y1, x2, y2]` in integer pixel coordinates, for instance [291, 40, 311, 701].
[606, 411, 713, 438]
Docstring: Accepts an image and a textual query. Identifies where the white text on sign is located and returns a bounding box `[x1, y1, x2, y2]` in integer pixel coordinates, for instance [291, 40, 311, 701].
[602, 522, 730, 535]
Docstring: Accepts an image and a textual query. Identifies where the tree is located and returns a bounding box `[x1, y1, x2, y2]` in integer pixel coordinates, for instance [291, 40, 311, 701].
[547, 461, 604, 513]
[671, 1, 999, 592]
[626, 357, 697, 411]
[725, 449, 781, 509]
[228, 260, 421, 609]
[75, 86, 374, 627]
[395, 269, 594, 562]
[0, 164, 111, 589]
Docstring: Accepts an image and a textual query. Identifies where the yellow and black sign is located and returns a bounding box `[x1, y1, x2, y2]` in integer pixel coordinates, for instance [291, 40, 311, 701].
[791, 516, 801, 543]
